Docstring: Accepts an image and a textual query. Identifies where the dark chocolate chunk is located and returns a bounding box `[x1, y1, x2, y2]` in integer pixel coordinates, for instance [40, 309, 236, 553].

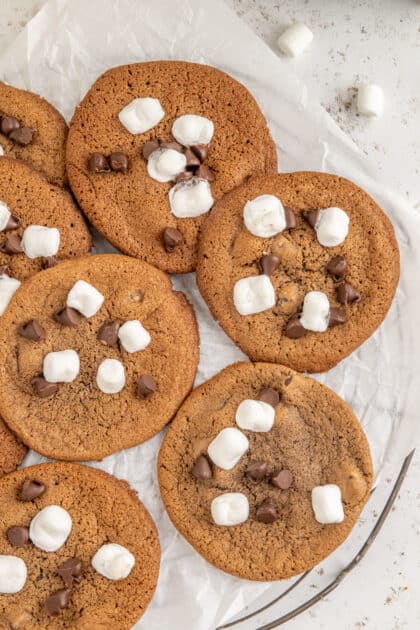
[328, 307, 347, 327]
[271, 469, 293, 489]
[163, 227, 182, 252]
[0, 234, 22, 254]
[0, 115, 20, 136]
[190, 144, 209, 162]
[4, 214, 20, 231]
[20, 478, 45, 501]
[327, 255, 348, 282]
[9, 127, 34, 146]
[337, 282, 361, 305]
[45, 589, 72, 617]
[54, 306, 82, 327]
[303, 209, 320, 228]
[259, 254, 280, 276]
[31, 376, 58, 398]
[42, 256, 59, 269]
[7, 525, 29, 547]
[57, 558, 83, 588]
[88, 153, 110, 173]
[246, 461, 267, 483]
[284, 207, 296, 229]
[109, 151, 128, 173]
[195, 164, 215, 181]
[18, 319, 45, 341]
[185, 148, 200, 170]
[137, 374, 157, 399]
[192, 455, 212, 480]
[259, 387, 280, 407]
[255, 498, 279, 523]
[142, 139, 160, 160]
[285, 314, 306, 339]
[97, 321, 120, 346]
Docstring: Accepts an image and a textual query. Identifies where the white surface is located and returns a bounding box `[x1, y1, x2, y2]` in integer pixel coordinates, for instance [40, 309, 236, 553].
[0, 1, 418, 629]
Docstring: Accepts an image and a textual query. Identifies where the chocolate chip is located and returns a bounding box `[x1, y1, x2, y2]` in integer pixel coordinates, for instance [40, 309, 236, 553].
[88, 153, 110, 173]
[0, 115, 20, 136]
[20, 478, 45, 501]
[163, 227, 182, 252]
[329, 307, 347, 327]
[303, 209, 320, 228]
[246, 461, 267, 482]
[160, 141, 183, 153]
[4, 214, 20, 231]
[174, 170, 193, 183]
[18, 319, 45, 341]
[327, 255, 348, 281]
[109, 151, 128, 173]
[42, 256, 59, 269]
[337, 282, 361, 305]
[259, 387, 280, 407]
[9, 127, 34, 146]
[192, 455, 212, 480]
[255, 498, 279, 523]
[195, 164, 215, 181]
[97, 321, 120, 346]
[45, 589, 72, 618]
[285, 314, 306, 339]
[31, 376, 58, 398]
[284, 376, 293, 386]
[185, 148, 201, 170]
[142, 139, 160, 160]
[190, 144, 209, 162]
[0, 234, 22, 254]
[137, 374, 157, 399]
[54, 306, 81, 327]
[271, 469, 293, 489]
[284, 207, 296, 229]
[7, 525, 29, 547]
[57, 558, 83, 588]
[259, 254, 280, 276]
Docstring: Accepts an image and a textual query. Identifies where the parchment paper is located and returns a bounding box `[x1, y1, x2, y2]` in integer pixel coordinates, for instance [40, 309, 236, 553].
[0, 1, 419, 628]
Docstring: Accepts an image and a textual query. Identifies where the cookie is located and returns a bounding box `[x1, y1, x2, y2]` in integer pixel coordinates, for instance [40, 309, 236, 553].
[0, 418, 26, 478]
[158, 362, 373, 581]
[196, 171, 400, 372]
[0, 254, 199, 461]
[0, 81, 68, 186]
[0, 462, 160, 628]
[66, 61, 278, 273]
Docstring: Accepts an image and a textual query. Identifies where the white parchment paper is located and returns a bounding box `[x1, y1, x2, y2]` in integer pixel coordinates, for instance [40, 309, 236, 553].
[0, 1, 419, 628]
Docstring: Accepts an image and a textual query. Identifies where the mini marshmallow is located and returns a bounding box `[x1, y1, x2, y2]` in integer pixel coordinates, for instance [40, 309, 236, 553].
[243, 194, 286, 237]
[211, 493, 249, 526]
[0, 274, 20, 316]
[0, 145, 4, 156]
[92, 543, 135, 580]
[235, 399, 275, 432]
[67, 280, 104, 318]
[29, 505, 72, 552]
[277, 23, 313, 57]
[207, 427, 249, 470]
[233, 274, 275, 316]
[315, 207, 349, 247]
[169, 178, 214, 218]
[357, 84, 383, 117]
[311, 484, 344, 524]
[171, 114, 214, 147]
[118, 320, 151, 353]
[147, 148, 187, 183]
[96, 358, 126, 394]
[118, 97, 164, 134]
[21, 225, 60, 259]
[0, 556, 27, 594]
[300, 291, 330, 333]
[0, 200, 11, 231]
[43, 349, 80, 383]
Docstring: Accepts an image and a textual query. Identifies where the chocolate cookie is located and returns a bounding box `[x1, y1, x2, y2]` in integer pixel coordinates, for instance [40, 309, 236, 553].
[158, 362, 373, 581]
[66, 61, 277, 273]
[0, 81, 68, 185]
[196, 172, 399, 372]
[0, 462, 160, 628]
[0, 254, 199, 461]
[0, 418, 26, 478]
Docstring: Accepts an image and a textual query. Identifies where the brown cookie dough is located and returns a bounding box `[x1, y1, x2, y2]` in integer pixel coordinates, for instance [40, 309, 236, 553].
[0, 81, 68, 186]
[196, 172, 400, 373]
[158, 362, 373, 581]
[66, 61, 277, 273]
[0, 157, 91, 284]
[0, 417, 26, 478]
[0, 254, 199, 461]
[0, 462, 160, 628]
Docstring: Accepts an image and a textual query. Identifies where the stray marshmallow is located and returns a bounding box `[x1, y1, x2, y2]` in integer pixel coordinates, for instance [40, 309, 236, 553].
[0, 274, 20, 316]
[0, 200, 11, 231]
[211, 493, 249, 526]
[147, 148, 187, 183]
[311, 484, 344, 524]
[96, 358, 126, 394]
[0, 145, 4, 156]
[67, 280, 104, 318]
[29, 505, 72, 552]
[43, 349, 80, 383]
[118, 320, 151, 353]
[300, 291, 330, 333]
[21, 225, 60, 259]
[235, 399, 275, 432]
[277, 23, 313, 57]
[357, 84, 383, 117]
[169, 178, 214, 218]
[92, 543, 135, 580]
[171, 114, 214, 147]
[315, 207, 349, 247]
[0, 556, 27, 594]
[243, 195, 286, 237]
[118, 97, 164, 134]
[233, 275, 275, 316]
[207, 427, 249, 470]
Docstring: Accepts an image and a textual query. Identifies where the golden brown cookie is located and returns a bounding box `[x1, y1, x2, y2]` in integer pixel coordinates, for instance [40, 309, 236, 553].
[66, 61, 277, 273]
[0, 462, 160, 628]
[0, 82, 67, 186]
[0, 418, 26, 478]
[0, 254, 199, 461]
[196, 172, 400, 373]
[158, 362, 373, 581]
